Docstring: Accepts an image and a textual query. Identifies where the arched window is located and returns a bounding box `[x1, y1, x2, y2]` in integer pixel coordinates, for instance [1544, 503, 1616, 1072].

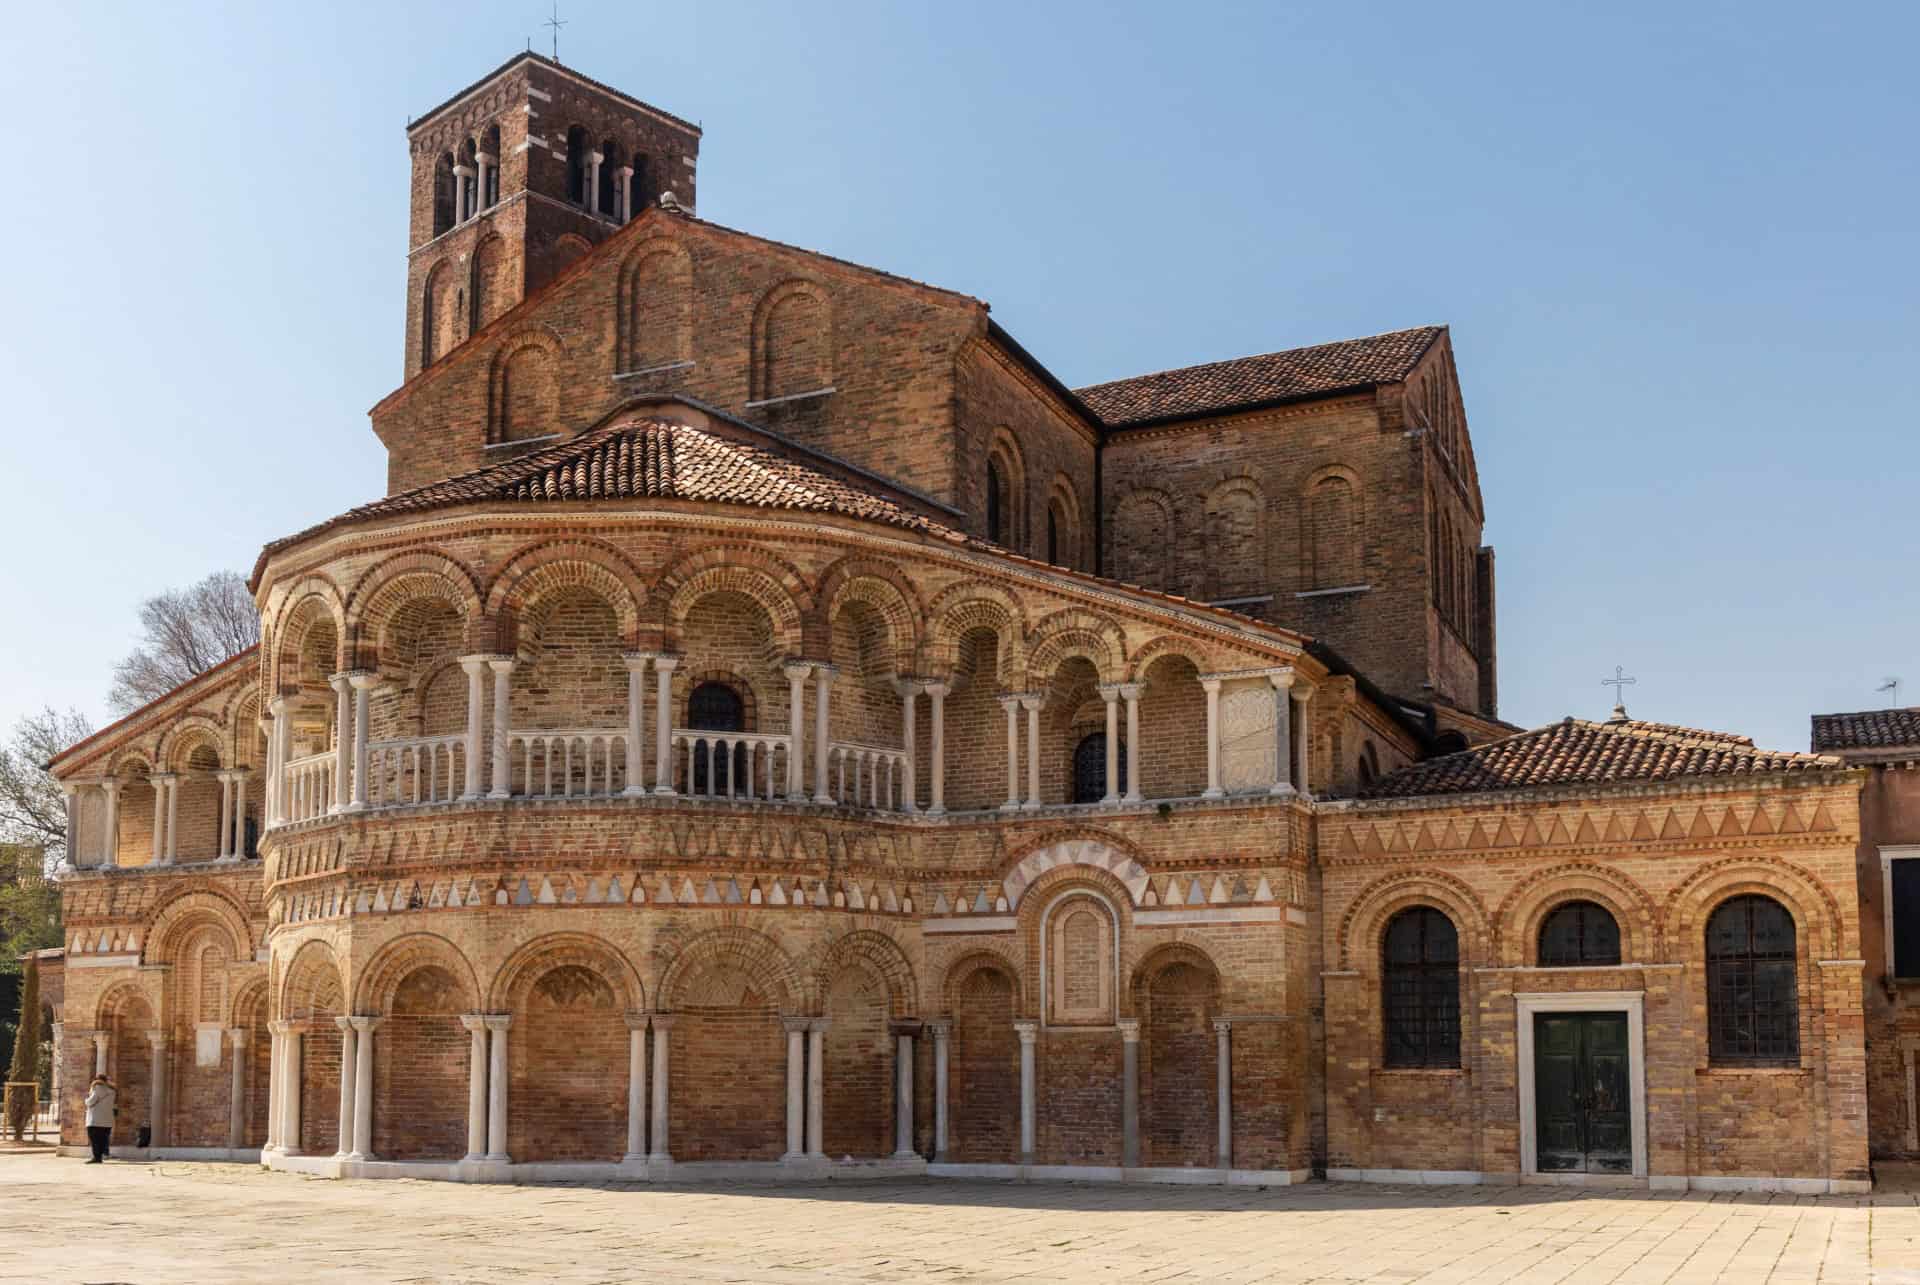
[1357, 741, 1380, 788]
[598, 139, 620, 216]
[1706, 895, 1799, 1065]
[1383, 907, 1459, 1068]
[687, 681, 746, 795]
[431, 152, 456, 236]
[1537, 900, 1622, 967]
[986, 460, 1005, 544]
[631, 153, 650, 214]
[1308, 474, 1360, 588]
[565, 126, 589, 205]
[481, 125, 501, 207]
[1072, 732, 1125, 804]
[1046, 508, 1058, 564]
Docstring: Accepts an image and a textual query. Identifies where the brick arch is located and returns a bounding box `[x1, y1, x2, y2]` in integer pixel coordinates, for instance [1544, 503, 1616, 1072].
[660, 555, 809, 656]
[219, 687, 264, 765]
[143, 887, 253, 967]
[354, 932, 482, 1014]
[1127, 633, 1221, 681]
[1129, 940, 1220, 996]
[807, 929, 919, 1017]
[926, 582, 1028, 684]
[656, 925, 802, 1012]
[489, 931, 645, 1012]
[615, 235, 693, 370]
[1663, 856, 1845, 961]
[487, 327, 566, 444]
[155, 717, 226, 772]
[750, 277, 834, 401]
[95, 980, 157, 1029]
[279, 938, 346, 1020]
[266, 577, 347, 694]
[484, 538, 648, 644]
[1494, 861, 1661, 965]
[343, 551, 484, 655]
[1337, 867, 1491, 971]
[1026, 608, 1128, 686]
[230, 974, 269, 1027]
[814, 556, 926, 669]
[1002, 834, 1151, 915]
[939, 947, 1026, 1016]
[1110, 487, 1175, 588]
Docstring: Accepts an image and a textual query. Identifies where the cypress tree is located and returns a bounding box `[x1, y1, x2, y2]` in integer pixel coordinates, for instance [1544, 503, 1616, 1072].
[6, 957, 40, 1140]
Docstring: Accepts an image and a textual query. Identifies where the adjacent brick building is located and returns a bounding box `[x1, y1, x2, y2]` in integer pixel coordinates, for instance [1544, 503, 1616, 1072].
[39, 53, 1878, 1193]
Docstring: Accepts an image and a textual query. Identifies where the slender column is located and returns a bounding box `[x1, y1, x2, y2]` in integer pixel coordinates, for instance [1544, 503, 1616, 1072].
[329, 673, 353, 813]
[164, 775, 179, 863]
[892, 1024, 918, 1158]
[1022, 695, 1043, 810]
[229, 772, 246, 858]
[617, 165, 634, 222]
[487, 657, 514, 799]
[333, 1018, 357, 1157]
[263, 1024, 282, 1152]
[623, 1012, 649, 1162]
[216, 773, 233, 859]
[811, 667, 837, 804]
[1120, 683, 1143, 802]
[453, 163, 474, 219]
[263, 706, 284, 825]
[652, 657, 679, 795]
[459, 656, 488, 799]
[1292, 685, 1315, 797]
[895, 680, 920, 812]
[61, 784, 79, 867]
[140, 1030, 166, 1147]
[648, 1015, 674, 1163]
[622, 653, 651, 796]
[927, 1021, 951, 1162]
[458, 1015, 488, 1162]
[1014, 1021, 1038, 1162]
[148, 774, 168, 863]
[782, 662, 811, 800]
[806, 1018, 829, 1159]
[274, 702, 293, 819]
[476, 153, 495, 209]
[348, 672, 377, 809]
[226, 1028, 248, 1150]
[1200, 676, 1225, 797]
[101, 780, 120, 866]
[350, 1016, 380, 1159]
[587, 151, 603, 212]
[283, 1026, 303, 1154]
[483, 1015, 511, 1161]
[1214, 1020, 1233, 1170]
[999, 696, 1021, 810]
[91, 1031, 109, 1077]
[1119, 1019, 1141, 1168]
[1099, 685, 1120, 803]
[782, 1017, 807, 1160]
[1269, 670, 1295, 794]
[925, 682, 948, 815]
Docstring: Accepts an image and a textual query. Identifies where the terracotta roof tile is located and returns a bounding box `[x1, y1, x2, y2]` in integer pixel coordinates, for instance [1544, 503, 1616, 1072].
[1810, 707, 1920, 753]
[1075, 326, 1443, 428]
[1358, 715, 1838, 801]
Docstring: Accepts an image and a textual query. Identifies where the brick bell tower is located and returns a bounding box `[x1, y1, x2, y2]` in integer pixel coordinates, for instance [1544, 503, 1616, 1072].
[402, 53, 701, 379]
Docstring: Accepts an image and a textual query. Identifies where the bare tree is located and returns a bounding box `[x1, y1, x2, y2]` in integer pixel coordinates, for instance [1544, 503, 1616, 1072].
[0, 708, 93, 868]
[107, 570, 260, 713]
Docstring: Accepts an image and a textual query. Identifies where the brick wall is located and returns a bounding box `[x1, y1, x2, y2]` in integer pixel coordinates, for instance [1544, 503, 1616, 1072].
[508, 964, 627, 1162]
[1142, 962, 1215, 1167]
[949, 965, 1018, 1163]
[671, 1006, 786, 1161]
[822, 967, 892, 1159]
[375, 966, 470, 1161]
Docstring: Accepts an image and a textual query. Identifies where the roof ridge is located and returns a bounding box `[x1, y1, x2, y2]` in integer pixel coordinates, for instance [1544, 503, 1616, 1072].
[1073, 325, 1444, 394]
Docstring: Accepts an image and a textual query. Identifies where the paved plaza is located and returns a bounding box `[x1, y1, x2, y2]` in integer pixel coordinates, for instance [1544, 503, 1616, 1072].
[1, 1153, 1916, 1284]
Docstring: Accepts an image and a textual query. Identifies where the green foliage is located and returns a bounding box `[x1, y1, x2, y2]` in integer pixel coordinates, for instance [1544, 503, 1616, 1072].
[6, 955, 39, 1140]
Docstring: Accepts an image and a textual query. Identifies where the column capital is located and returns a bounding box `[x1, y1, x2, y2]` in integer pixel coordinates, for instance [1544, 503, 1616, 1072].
[333, 1016, 355, 1033]
[1212, 1019, 1233, 1035]
[268, 695, 292, 716]
[1267, 667, 1297, 690]
[807, 1016, 831, 1033]
[652, 654, 681, 674]
[588, 150, 604, 164]
[481, 1014, 512, 1032]
[327, 671, 355, 690]
[227, 1027, 249, 1048]
[268, 1019, 289, 1037]
[922, 678, 952, 698]
[1117, 1018, 1141, 1043]
[1019, 692, 1045, 711]
[91, 1031, 110, 1050]
[1290, 682, 1315, 705]
[452, 162, 475, 177]
[780, 659, 815, 681]
[348, 1015, 384, 1034]
[649, 1013, 678, 1032]
[892, 676, 925, 699]
[346, 670, 381, 691]
[887, 1019, 925, 1037]
[1012, 1020, 1039, 1045]
[148, 771, 178, 784]
[1199, 674, 1225, 693]
[616, 164, 634, 178]
[810, 663, 840, 683]
[923, 1020, 951, 1040]
[458, 654, 494, 675]
[100, 778, 120, 797]
[486, 655, 516, 675]
[144, 1028, 166, 1049]
[1097, 683, 1125, 701]
[1119, 682, 1146, 700]
[459, 1013, 488, 1033]
[781, 1015, 812, 1035]
[622, 651, 661, 672]
[623, 1010, 651, 1031]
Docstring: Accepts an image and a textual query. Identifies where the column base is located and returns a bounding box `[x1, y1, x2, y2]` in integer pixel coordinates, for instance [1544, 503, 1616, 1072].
[343, 801, 367, 813]
[891, 1149, 919, 1161]
[1124, 792, 1143, 803]
[928, 805, 946, 816]
[646, 1152, 672, 1167]
[653, 786, 677, 798]
[621, 786, 647, 798]
[486, 790, 511, 801]
[484, 1151, 510, 1162]
[1201, 788, 1225, 799]
[347, 1150, 371, 1162]
[999, 801, 1022, 812]
[620, 1151, 649, 1164]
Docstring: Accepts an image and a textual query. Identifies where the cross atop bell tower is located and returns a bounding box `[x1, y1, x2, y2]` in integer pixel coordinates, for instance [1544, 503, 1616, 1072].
[401, 53, 701, 379]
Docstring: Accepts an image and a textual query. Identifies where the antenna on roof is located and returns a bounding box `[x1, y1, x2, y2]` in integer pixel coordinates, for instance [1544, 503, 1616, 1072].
[1878, 676, 1902, 706]
[1602, 665, 1636, 722]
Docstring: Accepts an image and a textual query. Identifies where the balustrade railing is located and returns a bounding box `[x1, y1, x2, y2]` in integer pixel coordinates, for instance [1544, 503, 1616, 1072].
[283, 750, 335, 823]
[671, 729, 793, 801]
[828, 740, 910, 811]
[509, 728, 633, 798]
[366, 734, 467, 807]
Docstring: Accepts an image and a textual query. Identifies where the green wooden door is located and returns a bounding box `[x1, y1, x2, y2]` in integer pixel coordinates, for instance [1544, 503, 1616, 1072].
[1533, 1012, 1631, 1174]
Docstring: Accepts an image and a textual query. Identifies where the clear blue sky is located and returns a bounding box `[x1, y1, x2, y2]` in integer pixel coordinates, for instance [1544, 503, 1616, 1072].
[3, 1, 1915, 753]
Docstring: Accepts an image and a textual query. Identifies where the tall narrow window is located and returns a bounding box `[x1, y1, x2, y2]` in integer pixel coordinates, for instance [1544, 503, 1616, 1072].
[1383, 907, 1460, 1068]
[565, 126, 589, 205]
[1538, 900, 1622, 966]
[1072, 732, 1125, 804]
[987, 461, 1004, 544]
[1707, 895, 1798, 1065]
[686, 681, 746, 796]
[1890, 850, 1920, 980]
[1046, 509, 1059, 564]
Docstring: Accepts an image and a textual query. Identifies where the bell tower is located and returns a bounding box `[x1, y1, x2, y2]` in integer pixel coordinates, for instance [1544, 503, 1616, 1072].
[401, 53, 701, 378]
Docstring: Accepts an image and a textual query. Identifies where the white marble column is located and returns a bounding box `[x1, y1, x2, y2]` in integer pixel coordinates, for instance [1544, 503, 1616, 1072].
[1119, 1019, 1141, 1168]
[1022, 694, 1043, 810]
[216, 772, 233, 859]
[229, 772, 247, 858]
[622, 654, 650, 796]
[92, 1031, 109, 1076]
[892, 1024, 917, 1158]
[284, 1025, 303, 1154]
[348, 672, 377, 809]
[350, 1016, 380, 1159]
[484, 1015, 511, 1161]
[143, 1029, 167, 1147]
[925, 681, 949, 815]
[453, 163, 474, 220]
[1292, 685, 1314, 797]
[624, 1012, 649, 1163]
[476, 152, 495, 210]
[101, 780, 120, 865]
[927, 1021, 950, 1162]
[1014, 1020, 1037, 1162]
[459, 1015, 488, 1162]
[999, 695, 1022, 810]
[163, 774, 179, 863]
[617, 165, 634, 221]
[782, 1017, 807, 1161]
[488, 658, 515, 799]
[587, 150, 603, 212]
[148, 774, 169, 864]
[61, 784, 79, 867]
[227, 1028, 249, 1150]
[1269, 670, 1295, 794]
[459, 656, 488, 799]
[652, 657, 679, 795]
[1201, 676, 1224, 798]
[648, 1016, 673, 1163]
[263, 1024, 282, 1153]
[1214, 1020, 1233, 1170]
[895, 679, 920, 812]
[264, 704, 286, 825]
[811, 667, 837, 803]
[805, 1018, 828, 1159]
[333, 1018, 357, 1157]
[1099, 685, 1120, 803]
[783, 661, 811, 800]
[1120, 683, 1143, 802]
[329, 673, 353, 813]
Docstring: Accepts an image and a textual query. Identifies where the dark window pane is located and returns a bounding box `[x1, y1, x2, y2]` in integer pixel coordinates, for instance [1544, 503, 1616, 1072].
[1071, 733, 1123, 805]
[1538, 901, 1621, 966]
[1382, 908, 1460, 1068]
[987, 462, 1003, 544]
[1893, 859, 1920, 979]
[1706, 895, 1799, 1065]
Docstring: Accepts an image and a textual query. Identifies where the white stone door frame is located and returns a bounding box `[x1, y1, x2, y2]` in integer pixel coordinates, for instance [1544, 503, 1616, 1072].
[1514, 990, 1646, 1181]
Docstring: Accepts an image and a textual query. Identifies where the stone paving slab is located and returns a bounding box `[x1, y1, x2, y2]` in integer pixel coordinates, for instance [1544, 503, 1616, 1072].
[0, 1153, 1916, 1284]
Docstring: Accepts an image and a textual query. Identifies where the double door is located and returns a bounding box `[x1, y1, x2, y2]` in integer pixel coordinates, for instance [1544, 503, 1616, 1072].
[1533, 1011, 1631, 1174]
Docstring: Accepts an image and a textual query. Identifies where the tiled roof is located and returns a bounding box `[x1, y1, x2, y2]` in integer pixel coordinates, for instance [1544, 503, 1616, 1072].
[1358, 715, 1839, 801]
[1075, 326, 1443, 428]
[1810, 708, 1920, 753]
[266, 419, 953, 557]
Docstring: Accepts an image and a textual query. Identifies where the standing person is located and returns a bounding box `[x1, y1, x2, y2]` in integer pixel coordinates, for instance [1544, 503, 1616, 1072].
[83, 1076, 116, 1163]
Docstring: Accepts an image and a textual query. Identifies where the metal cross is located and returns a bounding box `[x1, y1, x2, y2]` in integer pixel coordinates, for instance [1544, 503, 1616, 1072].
[1602, 665, 1637, 711]
[544, 4, 567, 60]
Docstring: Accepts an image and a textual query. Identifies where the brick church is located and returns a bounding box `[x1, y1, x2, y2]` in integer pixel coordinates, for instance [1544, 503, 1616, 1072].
[41, 53, 1890, 1192]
